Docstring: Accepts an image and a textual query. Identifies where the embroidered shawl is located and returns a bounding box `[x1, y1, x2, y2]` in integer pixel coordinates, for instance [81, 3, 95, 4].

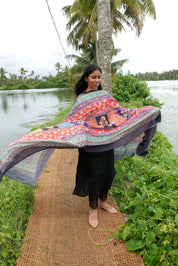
[0, 90, 161, 186]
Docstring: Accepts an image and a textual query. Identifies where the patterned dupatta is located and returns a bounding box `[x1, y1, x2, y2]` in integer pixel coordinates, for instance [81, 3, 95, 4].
[0, 90, 161, 186]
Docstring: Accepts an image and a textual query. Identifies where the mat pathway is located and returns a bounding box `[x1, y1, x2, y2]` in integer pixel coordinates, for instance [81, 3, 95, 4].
[17, 149, 144, 266]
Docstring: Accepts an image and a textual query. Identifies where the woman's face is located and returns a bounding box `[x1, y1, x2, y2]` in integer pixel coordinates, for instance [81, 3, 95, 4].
[85, 70, 101, 91]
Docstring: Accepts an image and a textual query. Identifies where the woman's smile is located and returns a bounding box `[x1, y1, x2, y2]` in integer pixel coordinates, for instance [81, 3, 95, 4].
[85, 69, 101, 91]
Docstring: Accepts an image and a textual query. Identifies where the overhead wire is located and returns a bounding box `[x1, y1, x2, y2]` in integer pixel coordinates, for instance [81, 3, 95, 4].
[45, 0, 71, 67]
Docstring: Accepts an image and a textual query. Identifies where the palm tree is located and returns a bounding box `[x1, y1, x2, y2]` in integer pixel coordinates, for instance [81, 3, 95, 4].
[66, 50, 92, 83]
[55, 63, 62, 80]
[111, 48, 128, 76]
[97, 0, 112, 93]
[122, 0, 156, 36]
[0, 68, 8, 87]
[63, 0, 156, 93]
[62, 0, 156, 52]
[29, 70, 35, 78]
[62, 0, 130, 62]
[18, 68, 28, 82]
[67, 42, 127, 84]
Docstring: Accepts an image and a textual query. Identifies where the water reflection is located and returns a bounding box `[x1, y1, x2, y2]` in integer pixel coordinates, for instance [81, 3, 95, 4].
[1, 94, 8, 112]
[0, 88, 74, 154]
[23, 98, 30, 111]
[0, 88, 74, 112]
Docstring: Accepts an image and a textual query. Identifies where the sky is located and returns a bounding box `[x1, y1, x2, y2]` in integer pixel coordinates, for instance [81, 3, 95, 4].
[0, 0, 178, 77]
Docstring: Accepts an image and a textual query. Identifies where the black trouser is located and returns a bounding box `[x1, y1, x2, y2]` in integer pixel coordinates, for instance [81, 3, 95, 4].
[89, 188, 108, 209]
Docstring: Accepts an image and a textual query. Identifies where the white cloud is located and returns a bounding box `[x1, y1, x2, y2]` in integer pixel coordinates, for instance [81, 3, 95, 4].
[0, 0, 178, 75]
[115, 0, 178, 73]
[0, 0, 74, 75]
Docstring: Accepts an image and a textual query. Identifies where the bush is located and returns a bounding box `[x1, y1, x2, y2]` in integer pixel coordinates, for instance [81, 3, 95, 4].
[112, 74, 162, 107]
[34, 80, 68, 89]
[15, 83, 31, 90]
[111, 132, 178, 265]
[4, 82, 16, 90]
[34, 81, 57, 89]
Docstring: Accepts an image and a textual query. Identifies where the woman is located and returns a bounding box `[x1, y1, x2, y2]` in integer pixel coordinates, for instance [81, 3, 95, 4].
[0, 65, 160, 228]
[72, 64, 118, 228]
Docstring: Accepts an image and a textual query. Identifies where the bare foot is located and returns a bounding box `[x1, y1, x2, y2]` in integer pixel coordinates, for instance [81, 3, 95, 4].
[89, 208, 98, 228]
[98, 200, 118, 214]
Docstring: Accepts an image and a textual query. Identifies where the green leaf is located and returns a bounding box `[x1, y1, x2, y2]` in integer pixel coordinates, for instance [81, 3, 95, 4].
[114, 230, 119, 241]
[134, 204, 143, 214]
[126, 240, 145, 251]
[119, 202, 127, 212]
[108, 237, 113, 242]
[2, 252, 8, 258]
[126, 240, 135, 251]
[147, 206, 156, 215]
[127, 213, 137, 221]
[149, 243, 158, 255]
[175, 214, 178, 227]
[122, 225, 131, 240]
[127, 172, 135, 181]
[146, 231, 156, 247]
[169, 249, 178, 256]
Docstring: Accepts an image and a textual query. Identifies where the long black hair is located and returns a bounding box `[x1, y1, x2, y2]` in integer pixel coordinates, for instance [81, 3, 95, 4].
[74, 64, 102, 96]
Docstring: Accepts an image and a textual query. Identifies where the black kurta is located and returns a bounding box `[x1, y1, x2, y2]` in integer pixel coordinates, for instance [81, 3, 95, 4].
[73, 149, 116, 197]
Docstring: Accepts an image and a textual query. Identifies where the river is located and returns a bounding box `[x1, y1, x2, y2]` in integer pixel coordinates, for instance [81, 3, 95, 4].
[147, 80, 178, 155]
[0, 88, 74, 154]
[0, 81, 177, 155]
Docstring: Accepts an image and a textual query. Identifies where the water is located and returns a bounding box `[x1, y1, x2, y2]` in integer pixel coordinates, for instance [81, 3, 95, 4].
[0, 82, 177, 155]
[147, 80, 178, 154]
[0, 88, 74, 154]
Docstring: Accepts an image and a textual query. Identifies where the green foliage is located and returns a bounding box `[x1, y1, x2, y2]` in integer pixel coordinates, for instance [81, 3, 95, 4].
[34, 80, 67, 89]
[0, 177, 35, 265]
[14, 83, 31, 90]
[5, 82, 32, 90]
[133, 69, 178, 81]
[4, 79, 68, 90]
[3, 82, 16, 90]
[111, 132, 178, 265]
[113, 74, 149, 102]
[1, 64, 71, 91]
[112, 74, 162, 107]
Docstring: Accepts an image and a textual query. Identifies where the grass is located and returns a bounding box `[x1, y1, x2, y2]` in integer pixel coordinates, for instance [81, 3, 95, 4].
[0, 178, 35, 265]
[0, 102, 74, 265]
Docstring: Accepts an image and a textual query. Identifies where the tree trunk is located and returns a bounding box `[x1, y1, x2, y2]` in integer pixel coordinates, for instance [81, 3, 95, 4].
[96, 0, 112, 94]
[95, 34, 100, 65]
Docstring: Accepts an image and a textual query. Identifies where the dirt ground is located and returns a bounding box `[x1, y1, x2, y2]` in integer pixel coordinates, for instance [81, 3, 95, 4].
[16, 149, 144, 266]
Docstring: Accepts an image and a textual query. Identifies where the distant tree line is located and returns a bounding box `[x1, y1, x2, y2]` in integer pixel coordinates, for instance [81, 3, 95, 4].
[132, 69, 178, 81]
[1, 0, 157, 92]
[0, 63, 71, 90]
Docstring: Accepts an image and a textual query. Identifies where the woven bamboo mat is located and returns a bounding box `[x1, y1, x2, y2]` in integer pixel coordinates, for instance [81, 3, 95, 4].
[16, 149, 144, 266]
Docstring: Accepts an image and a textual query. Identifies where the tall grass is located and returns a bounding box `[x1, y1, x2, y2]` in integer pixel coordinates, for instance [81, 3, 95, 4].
[0, 178, 35, 265]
